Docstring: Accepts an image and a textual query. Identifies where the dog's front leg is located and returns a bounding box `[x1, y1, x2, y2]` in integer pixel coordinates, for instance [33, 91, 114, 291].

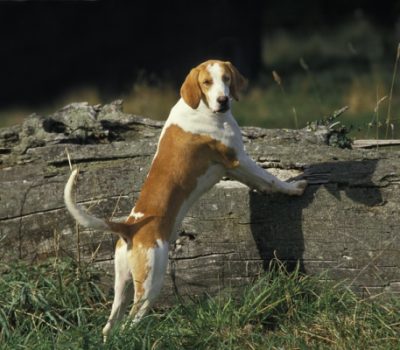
[227, 153, 307, 196]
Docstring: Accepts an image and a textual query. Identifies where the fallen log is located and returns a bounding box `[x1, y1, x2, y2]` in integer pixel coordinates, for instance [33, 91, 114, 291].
[1, 101, 399, 302]
[353, 139, 400, 149]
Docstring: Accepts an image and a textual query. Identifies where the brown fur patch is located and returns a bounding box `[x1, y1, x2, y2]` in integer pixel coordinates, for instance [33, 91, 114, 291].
[180, 68, 201, 109]
[224, 61, 248, 100]
[125, 124, 238, 249]
[129, 245, 150, 302]
[108, 216, 154, 243]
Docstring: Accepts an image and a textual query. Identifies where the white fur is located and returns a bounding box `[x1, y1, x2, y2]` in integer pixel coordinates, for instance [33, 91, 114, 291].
[228, 154, 306, 195]
[102, 241, 132, 340]
[165, 98, 243, 152]
[129, 207, 144, 220]
[207, 63, 230, 112]
[64, 169, 110, 231]
[141, 239, 169, 301]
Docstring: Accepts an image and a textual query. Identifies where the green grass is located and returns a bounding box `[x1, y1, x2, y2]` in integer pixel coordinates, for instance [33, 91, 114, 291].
[1, 258, 399, 349]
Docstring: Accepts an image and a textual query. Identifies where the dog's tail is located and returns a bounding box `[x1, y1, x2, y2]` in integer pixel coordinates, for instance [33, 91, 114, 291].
[64, 169, 138, 241]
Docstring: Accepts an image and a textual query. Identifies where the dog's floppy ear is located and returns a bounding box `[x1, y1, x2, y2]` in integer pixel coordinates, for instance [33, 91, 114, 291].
[225, 61, 248, 101]
[180, 68, 201, 109]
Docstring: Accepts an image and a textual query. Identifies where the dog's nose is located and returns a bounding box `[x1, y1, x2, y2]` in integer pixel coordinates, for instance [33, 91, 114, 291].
[217, 96, 229, 105]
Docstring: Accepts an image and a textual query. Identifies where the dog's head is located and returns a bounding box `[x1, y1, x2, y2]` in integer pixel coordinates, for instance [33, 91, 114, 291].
[180, 60, 247, 113]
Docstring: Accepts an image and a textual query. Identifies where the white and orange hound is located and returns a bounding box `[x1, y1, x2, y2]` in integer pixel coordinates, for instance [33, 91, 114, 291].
[64, 60, 307, 339]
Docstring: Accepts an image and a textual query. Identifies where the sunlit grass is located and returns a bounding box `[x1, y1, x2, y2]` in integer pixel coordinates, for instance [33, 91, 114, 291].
[1, 67, 398, 139]
[1, 258, 399, 349]
[2, 61, 398, 139]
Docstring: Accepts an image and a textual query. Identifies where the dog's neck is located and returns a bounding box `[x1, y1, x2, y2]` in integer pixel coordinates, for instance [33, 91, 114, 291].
[164, 98, 239, 146]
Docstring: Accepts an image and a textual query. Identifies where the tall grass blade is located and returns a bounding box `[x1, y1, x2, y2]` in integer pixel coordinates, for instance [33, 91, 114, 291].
[385, 43, 400, 138]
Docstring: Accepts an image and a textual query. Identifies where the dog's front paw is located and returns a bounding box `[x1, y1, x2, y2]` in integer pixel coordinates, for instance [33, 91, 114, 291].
[291, 180, 307, 196]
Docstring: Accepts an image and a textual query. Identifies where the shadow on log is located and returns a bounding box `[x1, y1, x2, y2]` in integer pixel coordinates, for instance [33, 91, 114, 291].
[0, 101, 399, 304]
[250, 159, 382, 274]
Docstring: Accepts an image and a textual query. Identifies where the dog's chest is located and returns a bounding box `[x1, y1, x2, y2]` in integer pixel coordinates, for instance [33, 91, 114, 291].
[165, 98, 243, 152]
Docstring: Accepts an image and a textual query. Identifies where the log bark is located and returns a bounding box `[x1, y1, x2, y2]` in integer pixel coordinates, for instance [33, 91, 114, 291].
[1, 101, 399, 301]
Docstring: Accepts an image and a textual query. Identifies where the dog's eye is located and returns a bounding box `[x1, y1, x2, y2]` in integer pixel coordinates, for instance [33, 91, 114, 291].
[203, 79, 212, 86]
[222, 75, 230, 83]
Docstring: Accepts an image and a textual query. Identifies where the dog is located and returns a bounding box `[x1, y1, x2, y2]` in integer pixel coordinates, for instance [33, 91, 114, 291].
[64, 59, 307, 338]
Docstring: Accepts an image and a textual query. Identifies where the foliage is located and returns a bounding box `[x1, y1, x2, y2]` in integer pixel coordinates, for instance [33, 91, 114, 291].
[306, 106, 354, 149]
[1, 258, 399, 349]
[0, 259, 109, 349]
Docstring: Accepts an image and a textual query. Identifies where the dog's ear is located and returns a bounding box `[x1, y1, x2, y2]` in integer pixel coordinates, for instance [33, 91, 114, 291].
[180, 68, 202, 109]
[225, 61, 248, 101]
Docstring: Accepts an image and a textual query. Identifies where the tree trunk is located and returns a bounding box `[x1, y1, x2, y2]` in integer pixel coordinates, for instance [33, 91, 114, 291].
[1, 101, 399, 301]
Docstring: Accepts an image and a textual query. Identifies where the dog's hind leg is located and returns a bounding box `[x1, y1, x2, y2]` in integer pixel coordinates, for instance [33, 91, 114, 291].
[128, 239, 169, 323]
[102, 240, 133, 340]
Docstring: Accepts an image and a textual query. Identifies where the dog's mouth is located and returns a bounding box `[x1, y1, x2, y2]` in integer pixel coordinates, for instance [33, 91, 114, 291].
[213, 105, 230, 114]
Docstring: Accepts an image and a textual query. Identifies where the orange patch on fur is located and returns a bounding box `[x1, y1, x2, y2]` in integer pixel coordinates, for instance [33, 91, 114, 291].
[129, 246, 150, 301]
[124, 124, 238, 248]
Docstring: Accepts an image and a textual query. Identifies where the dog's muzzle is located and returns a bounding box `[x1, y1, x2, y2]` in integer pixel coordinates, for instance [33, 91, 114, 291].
[215, 96, 230, 113]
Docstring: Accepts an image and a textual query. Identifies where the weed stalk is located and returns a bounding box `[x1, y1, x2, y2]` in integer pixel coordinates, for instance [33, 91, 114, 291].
[385, 43, 400, 138]
[272, 70, 299, 128]
[300, 57, 324, 114]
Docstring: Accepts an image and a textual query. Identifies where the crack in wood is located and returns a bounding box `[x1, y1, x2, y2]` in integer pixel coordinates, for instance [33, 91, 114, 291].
[170, 251, 237, 261]
[49, 154, 150, 167]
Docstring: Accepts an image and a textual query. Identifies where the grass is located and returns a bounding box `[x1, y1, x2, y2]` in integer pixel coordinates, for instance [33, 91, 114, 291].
[1, 258, 399, 349]
[1, 17, 400, 348]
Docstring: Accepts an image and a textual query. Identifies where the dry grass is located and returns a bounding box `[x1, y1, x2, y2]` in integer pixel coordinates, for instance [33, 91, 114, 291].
[1, 19, 399, 141]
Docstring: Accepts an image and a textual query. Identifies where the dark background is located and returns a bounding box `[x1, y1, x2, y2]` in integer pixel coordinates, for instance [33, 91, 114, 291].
[0, 0, 399, 114]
